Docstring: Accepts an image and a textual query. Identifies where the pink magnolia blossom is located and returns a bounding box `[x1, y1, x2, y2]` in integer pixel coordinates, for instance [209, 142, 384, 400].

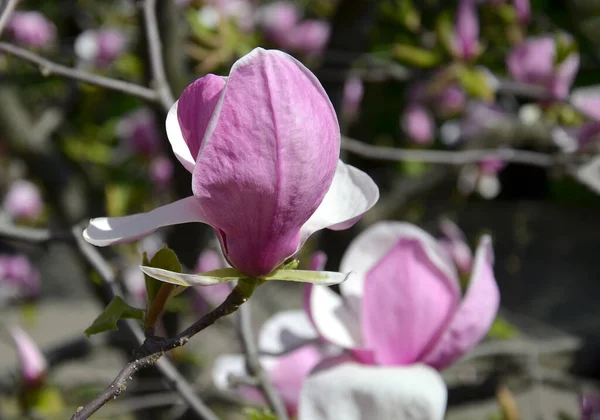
[3, 180, 43, 221]
[401, 104, 435, 145]
[308, 251, 327, 271]
[435, 85, 467, 117]
[9, 326, 47, 388]
[342, 76, 364, 118]
[486, 0, 530, 24]
[199, 0, 255, 32]
[437, 218, 473, 275]
[84, 48, 379, 283]
[507, 36, 579, 100]
[257, 1, 300, 41]
[123, 265, 147, 307]
[74, 28, 127, 67]
[191, 248, 232, 314]
[570, 85, 600, 121]
[282, 20, 330, 55]
[116, 108, 162, 156]
[0, 254, 41, 302]
[6, 11, 56, 49]
[149, 156, 174, 187]
[453, 0, 480, 61]
[307, 222, 499, 369]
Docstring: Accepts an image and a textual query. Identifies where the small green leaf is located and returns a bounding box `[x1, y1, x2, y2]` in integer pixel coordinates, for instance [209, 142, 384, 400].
[487, 317, 519, 340]
[84, 296, 144, 338]
[392, 44, 443, 68]
[244, 407, 277, 420]
[457, 67, 495, 102]
[144, 247, 182, 304]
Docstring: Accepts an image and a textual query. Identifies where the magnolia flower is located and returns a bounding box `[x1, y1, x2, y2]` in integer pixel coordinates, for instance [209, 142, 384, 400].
[308, 222, 499, 369]
[581, 393, 600, 420]
[191, 248, 232, 314]
[149, 156, 174, 187]
[437, 218, 473, 275]
[198, 0, 255, 32]
[256, 1, 300, 41]
[84, 48, 379, 286]
[570, 85, 600, 121]
[123, 265, 147, 307]
[342, 76, 364, 119]
[401, 104, 435, 145]
[0, 254, 41, 303]
[74, 28, 127, 67]
[507, 36, 579, 100]
[115, 108, 162, 156]
[6, 11, 56, 49]
[435, 85, 467, 117]
[453, 0, 480, 61]
[9, 326, 47, 388]
[3, 180, 43, 221]
[283, 20, 331, 55]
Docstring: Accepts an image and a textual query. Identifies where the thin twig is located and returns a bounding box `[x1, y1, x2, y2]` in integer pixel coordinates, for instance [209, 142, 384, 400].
[0, 42, 159, 102]
[237, 302, 289, 420]
[341, 136, 565, 167]
[0, 0, 19, 37]
[0, 223, 73, 244]
[143, 0, 175, 110]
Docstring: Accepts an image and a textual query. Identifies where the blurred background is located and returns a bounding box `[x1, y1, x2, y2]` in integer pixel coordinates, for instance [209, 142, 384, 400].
[1, 0, 600, 418]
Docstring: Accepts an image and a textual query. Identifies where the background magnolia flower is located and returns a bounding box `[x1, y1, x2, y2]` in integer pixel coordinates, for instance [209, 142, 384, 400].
[74, 28, 127, 67]
[453, 0, 480, 61]
[84, 48, 379, 282]
[9, 326, 47, 388]
[507, 36, 580, 100]
[149, 156, 174, 187]
[115, 108, 162, 156]
[308, 222, 499, 369]
[190, 248, 232, 315]
[281, 20, 331, 55]
[6, 11, 56, 49]
[434, 85, 467, 117]
[342, 76, 364, 118]
[122, 265, 147, 308]
[570, 85, 600, 121]
[0, 254, 41, 303]
[401, 104, 435, 145]
[3, 180, 43, 221]
[256, 1, 300, 41]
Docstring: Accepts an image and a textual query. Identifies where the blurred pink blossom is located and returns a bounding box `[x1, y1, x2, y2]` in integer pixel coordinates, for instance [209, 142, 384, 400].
[74, 28, 127, 67]
[257, 1, 300, 41]
[3, 180, 43, 221]
[116, 108, 162, 156]
[9, 326, 47, 388]
[6, 11, 56, 49]
[123, 265, 147, 308]
[437, 218, 473, 275]
[435, 85, 467, 117]
[308, 251, 327, 271]
[401, 104, 435, 145]
[149, 156, 174, 187]
[191, 249, 231, 314]
[0, 254, 41, 302]
[282, 20, 330, 55]
[342, 76, 364, 118]
[453, 0, 480, 61]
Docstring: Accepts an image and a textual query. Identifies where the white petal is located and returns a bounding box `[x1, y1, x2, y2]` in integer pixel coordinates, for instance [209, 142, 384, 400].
[575, 156, 600, 194]
[300, 160, 379, 245]
[258, 310, 318, 355]
[307, 283, 362, 349]
[165, 100, 196, 172]
[83, 196, 207, 246]
[338, 221, 459, 300]
[139, 266, 240, 287]
[298, 363, 447, 420]
[212, 354, 246, 390]
[264, 269, 353, 286]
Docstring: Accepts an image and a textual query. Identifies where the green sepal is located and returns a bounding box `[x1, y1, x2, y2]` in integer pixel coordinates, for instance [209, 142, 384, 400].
[84, 296, 144, 338]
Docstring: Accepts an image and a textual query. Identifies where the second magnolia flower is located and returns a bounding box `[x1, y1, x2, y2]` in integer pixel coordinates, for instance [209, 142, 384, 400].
[84, 48, 379, 278]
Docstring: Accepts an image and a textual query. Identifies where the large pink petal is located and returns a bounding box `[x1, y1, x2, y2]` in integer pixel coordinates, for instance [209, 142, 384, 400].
[298, 362, 447, 420]
[420, 235, 500, 369]
[507, 36, 555, 87]
[191, 48, 340, 277]
[362, 231, 460, 365]
[166, 75, 227, 172]
[83, 196, 206, 246]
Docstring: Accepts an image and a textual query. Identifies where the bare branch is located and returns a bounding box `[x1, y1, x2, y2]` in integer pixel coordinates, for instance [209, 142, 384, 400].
[143, 0, 175, 111]
[341, 136, 566, 167]
[0, 223, 72, 244]
[0, 42, 159, 102]
[237, 302, 289, 420]
[0, 0, 19, 37]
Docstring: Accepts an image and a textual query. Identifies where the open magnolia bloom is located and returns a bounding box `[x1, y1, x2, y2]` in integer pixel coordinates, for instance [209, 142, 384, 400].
[84, 47, 378, 286]
[308, 221, 500, 369]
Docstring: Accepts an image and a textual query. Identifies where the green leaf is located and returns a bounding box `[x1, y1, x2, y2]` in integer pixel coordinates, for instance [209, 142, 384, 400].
[84, 296, 144, 338]
[487, 317, 520, 340]
[244, 408, 277, 420]
[457, 67, 495, 102]
[144, 247, 182, 304]
[392, 44, 443, 68]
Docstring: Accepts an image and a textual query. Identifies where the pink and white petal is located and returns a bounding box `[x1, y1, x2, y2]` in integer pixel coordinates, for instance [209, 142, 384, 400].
[298, 363, 447, 420]
[339, 222, 459, 302]
[299, 160, 379, 248]
[192, 48, 340, 277]
[165, 75, 227, 172]
[308, 251, 327, 271]
[305, 283, 362, 349]
[270, 344, 328, 415]
[570, 85, 600, 120]
[259, 310, 318, 355]
[362, 232, 461, 365]
[83, 196, 207, 247]
[420, 235, 500, 370]
[139, 266, 240, 287]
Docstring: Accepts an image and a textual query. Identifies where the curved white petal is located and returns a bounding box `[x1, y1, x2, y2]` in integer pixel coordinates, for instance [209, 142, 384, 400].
[139, 266, 240, 287]
[259, 310, 318, 355]
[298, 363, 447, 420]
[83, 196, 207, 246]
[306, 284, 362, 349]
[264, 269, 353, 286]
[299, 160, 379, 246]
[338, 222, 459, 300]
[165, 100, 196, 172]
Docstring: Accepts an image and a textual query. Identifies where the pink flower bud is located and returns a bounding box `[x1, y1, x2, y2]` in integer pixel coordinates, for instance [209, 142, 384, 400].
[0, 254, 41, 301]
[282, 20, 330, 55]
[149, 156, 174, 187]
[116, 108, 161, 156]
[6, 11, 56, 49]
[513, 0, 531, 24]
[401, 105, 435, 145]
[9, 326, 47, 388]
[453, 0, 480, 61]
[3, 180, 43, 221]
[435, 85, 467, 117]
[74, 28, 127, 67]
[342, 76, 364, 118]
[257, 1, 300, 41]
